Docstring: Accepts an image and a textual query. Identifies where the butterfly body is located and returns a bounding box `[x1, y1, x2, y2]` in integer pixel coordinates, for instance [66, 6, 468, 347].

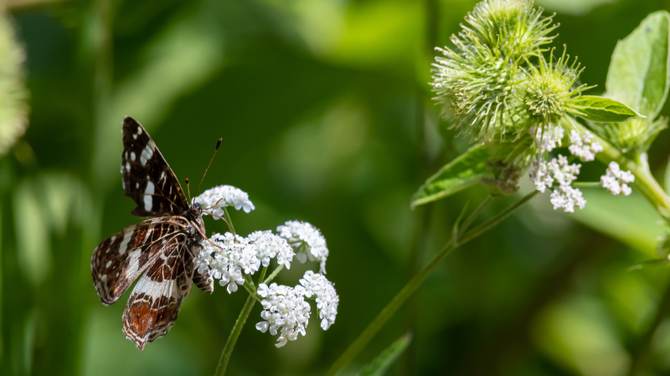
[91, 117, 213, 349]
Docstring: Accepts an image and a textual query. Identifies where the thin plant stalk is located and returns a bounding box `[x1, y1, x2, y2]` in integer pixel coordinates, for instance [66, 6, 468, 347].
[325, 191, 538, 376]
[214, 267, 269, 376]
[215, 294, 256, 376]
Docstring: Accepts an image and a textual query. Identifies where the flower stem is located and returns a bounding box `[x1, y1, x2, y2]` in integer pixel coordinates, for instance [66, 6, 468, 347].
[572, 182, 602, 188]
[215, 294, 256, 376]
[263, 265, 284, 284]
[223, 207, 236, 235]
[325, 191, 538, 376]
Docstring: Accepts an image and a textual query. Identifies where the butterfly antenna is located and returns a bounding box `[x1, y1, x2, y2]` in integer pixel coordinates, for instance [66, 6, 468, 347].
[185, 178, 192, 204]
[196, 138, 222, 197]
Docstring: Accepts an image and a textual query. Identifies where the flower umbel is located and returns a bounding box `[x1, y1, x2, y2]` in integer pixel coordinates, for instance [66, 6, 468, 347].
[194, 185, 255, 218]
[529, 155, 586, 212]
[568, 129, 602, 161]
[600, 162, 634, 196]
[277, 220, 329, 274]
[255, 283, 311, 348]
[300, 271, 339, 330]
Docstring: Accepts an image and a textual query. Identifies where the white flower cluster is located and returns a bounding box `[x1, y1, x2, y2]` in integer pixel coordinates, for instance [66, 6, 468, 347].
[194, 231, 295, 294]
[255, 270, 340, 347]
[568, 130, 603, 161]
[256, 283, 311, 348]
[277, 221, 329, 274]
[300, 271, 339, 330]
[194, 185, 255, 218]
[531, 124, 564, 152]
[600, 162, 634, 196]
[530, 155, 586, 213]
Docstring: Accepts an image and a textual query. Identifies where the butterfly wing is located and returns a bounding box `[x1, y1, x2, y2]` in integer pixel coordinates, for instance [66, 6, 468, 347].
[91, 217, 188, 306]
[122, 233, 194, 349]
[121, 116, 189, 217]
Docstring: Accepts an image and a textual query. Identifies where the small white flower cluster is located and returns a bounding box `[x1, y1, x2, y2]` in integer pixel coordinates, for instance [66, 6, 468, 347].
[194, 185, 255, 218]
[195, 231, 295, 294]
[255, 270, 340, 347]
[568, 130, 603, 161]
[530, 155, 586, 213]
[600, 162, 634, 196]
[300, 271, 339, 330]
[277, 220, 329, 274]
[256, 283, 311, 348]
[531, 124, 564, 152]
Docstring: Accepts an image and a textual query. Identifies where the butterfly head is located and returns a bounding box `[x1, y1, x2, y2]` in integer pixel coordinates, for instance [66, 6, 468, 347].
[190, 203, 203, 217]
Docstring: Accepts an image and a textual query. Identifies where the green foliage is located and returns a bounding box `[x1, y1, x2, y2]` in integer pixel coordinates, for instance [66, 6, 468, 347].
[589, 11, 670, 155]
[606, 11, 670, 118]
[411, 144, 491, 208]
[0, 11, 27, 157]
[567, 95, 641, 122]
[358, 333, 412, 376]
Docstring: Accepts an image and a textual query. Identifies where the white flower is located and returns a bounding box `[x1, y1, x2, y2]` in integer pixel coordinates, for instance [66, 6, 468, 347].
[255, 283, 311, 348]
[300, 271, 339, 330]
[246, 230, 295, 269]
[194, 185, 255, 218]
[550, 185, 586, 213]
[530, 124, 564, 152]
[600, 162, 634, 196]
[529, 157, 553, 193]
[277, 220, 329, 274]
[568, 129, 602, 161]
[196, 233, 254, 294]
[195, 229, 299, 293]
[529, 154, 586, 213]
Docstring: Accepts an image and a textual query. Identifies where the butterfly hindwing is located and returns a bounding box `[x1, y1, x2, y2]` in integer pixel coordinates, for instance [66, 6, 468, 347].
[91, 217, 189, 306]
[121, 116, 189, 217]
[122, 233, 194, 349]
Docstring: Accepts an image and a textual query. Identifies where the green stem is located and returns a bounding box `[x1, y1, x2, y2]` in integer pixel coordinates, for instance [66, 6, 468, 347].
[460, 195, 495, 236]
[215, 294, 256, 376]
[567, 117, 670, 216]
[223, 207, 236, 235]
[325, 191, 538, 376]
[572, 182, 602, 188]
[263, 265, 284, 284]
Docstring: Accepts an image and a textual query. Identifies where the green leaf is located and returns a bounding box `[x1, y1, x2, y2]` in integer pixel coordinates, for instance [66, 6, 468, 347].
[570, 189, 664, 256]
[567, 96, 642, 122]
[359, 333, 412, 376]
[665, 155, 670, 196]
[411, 144, 491, 208]
[606, 11, 670, 118]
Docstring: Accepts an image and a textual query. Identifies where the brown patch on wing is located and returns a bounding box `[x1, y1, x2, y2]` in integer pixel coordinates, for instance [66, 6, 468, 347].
[122, 236, 194, 350]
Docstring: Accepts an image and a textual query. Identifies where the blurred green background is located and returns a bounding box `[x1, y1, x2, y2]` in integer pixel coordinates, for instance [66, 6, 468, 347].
[3, 0, 670, 375]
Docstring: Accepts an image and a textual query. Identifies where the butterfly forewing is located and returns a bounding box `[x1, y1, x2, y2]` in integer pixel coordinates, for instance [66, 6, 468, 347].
[121, 116, 189, 217]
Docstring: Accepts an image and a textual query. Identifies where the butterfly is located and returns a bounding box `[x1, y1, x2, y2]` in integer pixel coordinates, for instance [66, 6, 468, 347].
[91, 116, 214, 349]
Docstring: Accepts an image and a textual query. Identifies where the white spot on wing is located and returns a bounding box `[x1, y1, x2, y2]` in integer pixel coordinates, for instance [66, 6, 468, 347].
[119, 231, 133, 255]
[144, 181, 155, 211]
[135, 279, 174, 297]
[125, 249, 143, 277]
[106, 260, 112, 268]
[130, 151, 136, 161]
[125, 162, 130, 172]
[140, 144, 153, 165]
[100, 274, 107, 282]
